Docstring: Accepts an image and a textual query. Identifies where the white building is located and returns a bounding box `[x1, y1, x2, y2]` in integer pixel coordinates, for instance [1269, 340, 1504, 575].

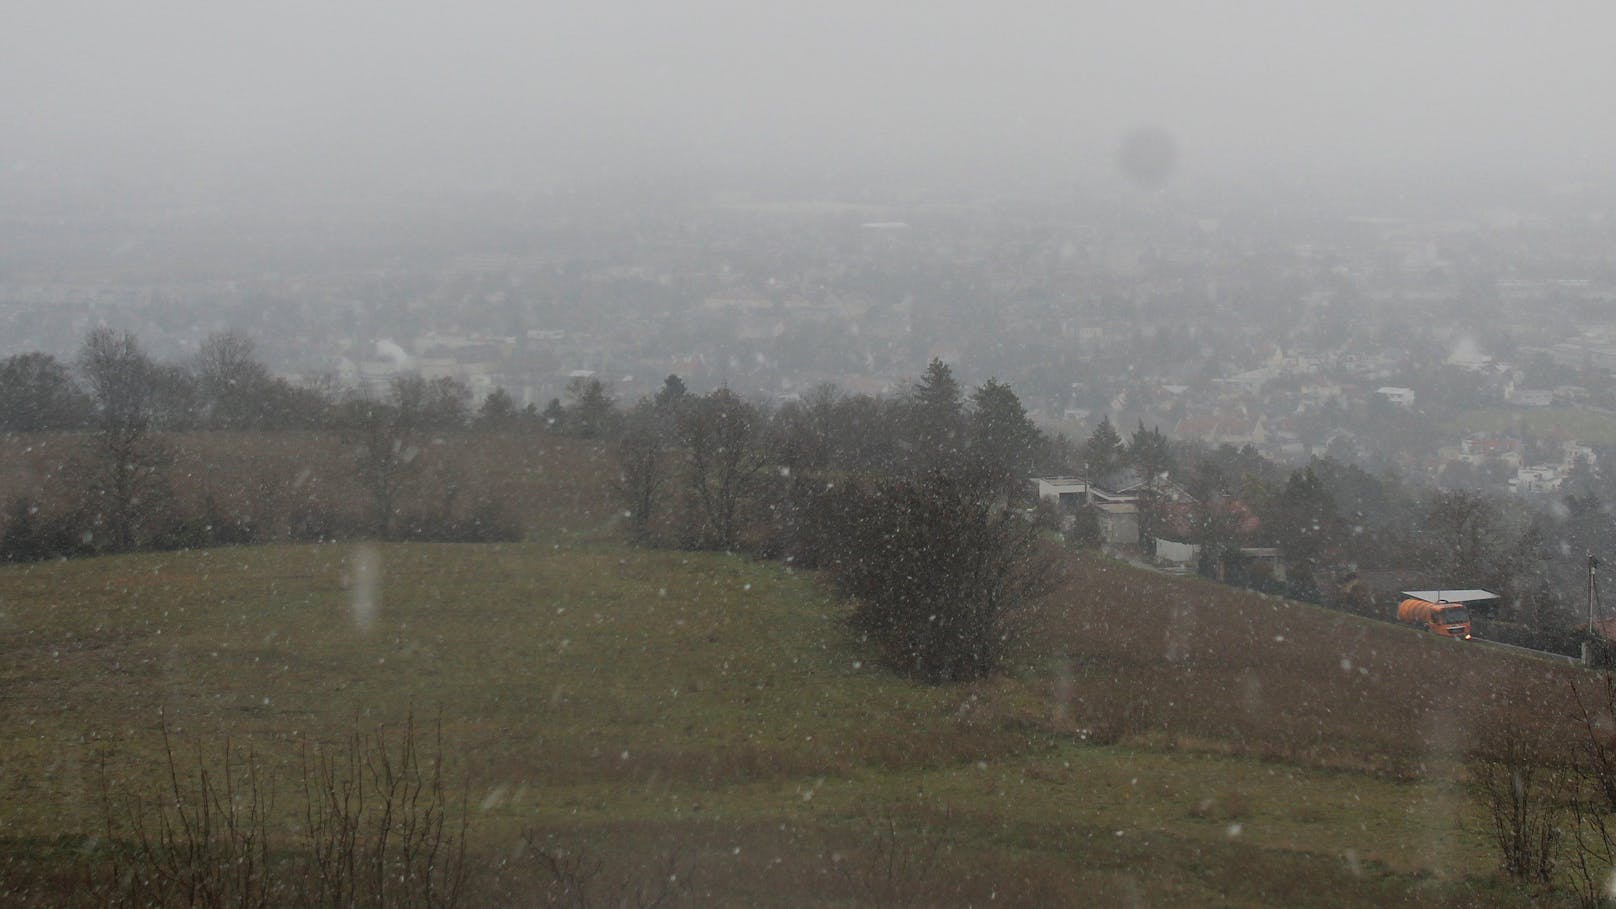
[1030, 477, 1091, 508]
[1510, 466, 1564, 495]
[1375, 386, 1416, 409]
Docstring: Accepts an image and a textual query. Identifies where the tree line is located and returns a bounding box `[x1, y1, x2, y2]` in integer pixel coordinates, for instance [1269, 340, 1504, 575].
[0, 334, 594, 436]
[1139, 441, 1580, 649]
[0, 329, 576, 561]
[612, 360, 1058, 550]
[3, 332, 1604, 662]
[604, 358, 1601, 658]
[2, 345, 1066, 683]
[608, 360, 1071, 683]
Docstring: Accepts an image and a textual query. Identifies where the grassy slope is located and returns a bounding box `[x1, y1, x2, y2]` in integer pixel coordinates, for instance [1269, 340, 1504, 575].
[1031, 557, 1580, 776]
[0, 540, 1576, 906]
[0, 435, 1586, 905]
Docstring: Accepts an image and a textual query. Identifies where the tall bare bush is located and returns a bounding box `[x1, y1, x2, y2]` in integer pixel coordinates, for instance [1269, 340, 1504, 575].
[93, 713, 468, 909]
[1468, 717, 1569, 884]
[77, 328, 171, 551]
[678, 389, 766, 550]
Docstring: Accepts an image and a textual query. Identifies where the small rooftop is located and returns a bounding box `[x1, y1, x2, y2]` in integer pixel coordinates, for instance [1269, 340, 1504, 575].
[1030, 476, 1089, 493]
[1401, 589, 1498, 604]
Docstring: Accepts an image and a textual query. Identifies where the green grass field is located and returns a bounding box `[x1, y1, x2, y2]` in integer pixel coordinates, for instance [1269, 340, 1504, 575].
[0, 533, 1575, 906]
[1446, 406, 1616, 446]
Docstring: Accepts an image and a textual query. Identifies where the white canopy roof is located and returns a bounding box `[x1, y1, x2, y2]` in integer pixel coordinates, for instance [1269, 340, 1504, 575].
[1401, 590, 1498, 604]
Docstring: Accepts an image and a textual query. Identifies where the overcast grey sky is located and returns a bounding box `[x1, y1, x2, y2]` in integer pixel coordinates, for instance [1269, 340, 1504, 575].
[5, 0, 1615, 205]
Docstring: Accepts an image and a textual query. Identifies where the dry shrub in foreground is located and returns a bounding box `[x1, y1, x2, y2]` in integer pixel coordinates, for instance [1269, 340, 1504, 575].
[1468, 713, 1570, 886]
[1564, 675, 1616, 908]
[1467, 676, 1616, 905]
[89, 712, 468, 908]
[519, 830, 694, 909]
[832, 805, 950, 907]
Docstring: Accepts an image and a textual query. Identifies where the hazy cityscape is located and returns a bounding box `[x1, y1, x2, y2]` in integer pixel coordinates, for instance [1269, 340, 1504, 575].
[10, 1, 1616, 904]
[6, 176, 1616, 498]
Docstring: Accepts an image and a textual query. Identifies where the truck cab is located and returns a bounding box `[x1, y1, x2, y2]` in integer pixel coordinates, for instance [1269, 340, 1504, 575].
[1428, 603, 1471, 638]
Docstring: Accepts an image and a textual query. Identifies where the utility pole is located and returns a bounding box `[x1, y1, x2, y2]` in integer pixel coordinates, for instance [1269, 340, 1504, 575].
[1589, 555, 1602, 637]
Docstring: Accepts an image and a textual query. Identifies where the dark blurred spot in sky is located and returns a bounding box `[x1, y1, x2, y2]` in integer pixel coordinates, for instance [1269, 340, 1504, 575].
[1117, 126, 1177, 189]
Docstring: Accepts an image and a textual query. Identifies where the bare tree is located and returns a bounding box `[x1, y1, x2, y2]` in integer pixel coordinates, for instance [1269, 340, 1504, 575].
[339, 396, 419, 540]
[1565, 676, 1616, 906]
[678, 388, 767, 550]
[147, 360, 202, 431]
[1468, 718, 1568, 884]
[1192, 496, 1252, 581]
[0, 351, 92, 431]
[391, 374, 473, 432]
[1423, 489, 1506, 588]
[616, 400, 673, 543]
[78, 328, 169, 551]
[196, 331, 273, 430]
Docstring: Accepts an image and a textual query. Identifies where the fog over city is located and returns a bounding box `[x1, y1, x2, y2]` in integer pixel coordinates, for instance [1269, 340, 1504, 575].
[6, 0, 1616, 207]
[16, 4, 1616, 904]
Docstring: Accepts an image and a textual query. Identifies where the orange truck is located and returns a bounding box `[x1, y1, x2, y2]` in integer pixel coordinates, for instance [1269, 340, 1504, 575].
[1397, 590, 1484, 639]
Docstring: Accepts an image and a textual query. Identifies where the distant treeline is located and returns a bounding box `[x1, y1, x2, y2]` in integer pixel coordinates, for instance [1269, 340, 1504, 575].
[0, 330, 544, 561]
[0, 333, 1605, 656]
[0, 332, 533, 435]
[595, 359, 1601, 659]
[598, 361, 1579, 633]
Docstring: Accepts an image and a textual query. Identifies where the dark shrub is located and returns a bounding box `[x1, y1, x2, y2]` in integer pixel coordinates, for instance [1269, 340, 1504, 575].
[812, 475, 1057, 683]
[0, 497, 90, 562]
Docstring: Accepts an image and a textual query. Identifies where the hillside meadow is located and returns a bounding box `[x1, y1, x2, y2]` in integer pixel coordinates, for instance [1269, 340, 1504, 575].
[0, 432, 1596, 905]
[0, 534, 1587, 906]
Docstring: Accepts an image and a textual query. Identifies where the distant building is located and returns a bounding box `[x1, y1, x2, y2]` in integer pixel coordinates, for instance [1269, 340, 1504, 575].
[1564, 441, 1598, 468]
[1504, 383, 1553, 407]
[1029, 474, 1167, 547]
[1375, 386, 1416, 409]
[1029, 477, 1091, 509]
[1509, 466, 1564, 495]
[1094, 503, 1139, 546]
